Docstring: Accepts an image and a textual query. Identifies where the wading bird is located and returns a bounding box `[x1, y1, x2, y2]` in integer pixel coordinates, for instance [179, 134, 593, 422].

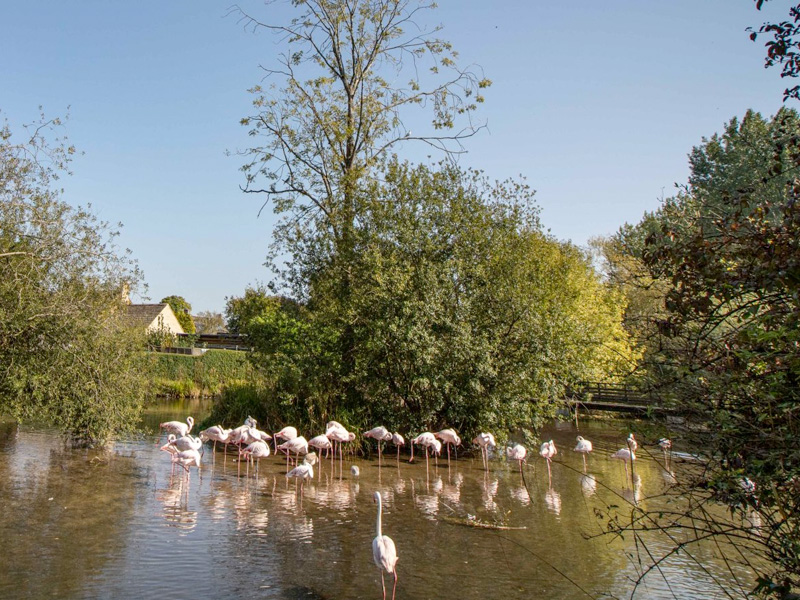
[434, 429, 461, 466]
[364, 426, 392, 463]
[287, 459, 314, 498]
[372, 491, 398, 600]
[573, 436, 593, 472]
[507, 443, 527, 474]
[273, 426, 298, 453]
[658, 438, 672, 466]
[410, 432, 437, 469]
[391, 432, 405, 462]
[240, 440, 270, 477]
[610, 447, 636, 482]
[540, 440, 557, 486]
[277, 436, 309, 471]
[199, 425, 231, 459]
[473, 432, 496, 471]
[160, 416, 194, 439]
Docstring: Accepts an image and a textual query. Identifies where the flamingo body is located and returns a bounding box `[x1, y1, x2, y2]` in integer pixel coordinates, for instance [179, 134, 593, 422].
[373, 491, 398, 600]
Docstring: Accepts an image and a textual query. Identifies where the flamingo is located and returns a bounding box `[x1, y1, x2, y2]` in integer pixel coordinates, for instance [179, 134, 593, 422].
[159, 434, 178, 456]
[540, 440, 557, 485]
[308, 434, 333, 460]
[410, 432, 437, 470]
[472, 432, 496, 471]
[364, 426, 392, 463]
[434, 429, 461, 466]
[169, 434, 204, 454]
[627, 433, 638, 453]
[507, 443, 527, 474]
[327, 427, 356, 465]
[159, 416, 194, 439]
[278, 436, 309, 471]
[391, 432, 405, 462]
[274, 426, 298, 453]
[610, 447, 636, 482]
[240, 440, 270, 477]
[199, 425, 230, 459]
[372, 491, 398, 600]
[573, 436, 593, 472]
[351, 465, 360, 477]
[287, 459, 314, 498]
[658, 437, 672, 466]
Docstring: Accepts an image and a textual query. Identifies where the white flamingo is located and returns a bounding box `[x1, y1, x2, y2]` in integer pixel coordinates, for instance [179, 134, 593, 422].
[540, 440, 557, 485]
[610, 447, 636, 482]
[327, 427, 356, 465]
[410, 432, 437, 469]
[199, 425, 230, 458]
[278, 436, 309, 471]
[658, 437, 672, 466]
[391, 432, 405, 462]
[573, 436, 593, 472]
[287, 460, 314, 498]
[172, 448, 201, 473]
[240, 440, 270, 477]
[473, 432, 496, 471]
[507, 443, 527, 474]
[373, 491, 398, 600]
[274, 426, 298, 453]
[159, 416, 194, 438]
[434, 429, 461, 465]
[169, 434, 203, 454]
[364, 426, 392, 462]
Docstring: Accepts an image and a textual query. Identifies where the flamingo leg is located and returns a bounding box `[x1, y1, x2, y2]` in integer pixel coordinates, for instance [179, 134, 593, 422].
[392, 570, 397, 600]
[381, 571, 386, 600]
[547, 458, 552, 487]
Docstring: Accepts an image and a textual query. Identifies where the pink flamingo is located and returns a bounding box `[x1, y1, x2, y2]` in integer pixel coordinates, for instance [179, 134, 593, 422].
[199, 425, 230, 460]
[364, 426, 392, 463]
[287, 460, 314, 498]
[507, 443, 527, 474]
[240, 440, 270, 477]
[373, 491, 398, 600]
[391, 433, 405, 462]
[274, 426, 298, 453]
[410, 432, 436, 468]
[540, 440, 557, 486]
[159, 416, 194, 439]
[610, 447, 636, 482]
[434, 429, 461, 466]
[326, 426, 356, 466]
[573, 436, 593, 472]
[472, 432, 496, 471]
[278, 436, 309, 471]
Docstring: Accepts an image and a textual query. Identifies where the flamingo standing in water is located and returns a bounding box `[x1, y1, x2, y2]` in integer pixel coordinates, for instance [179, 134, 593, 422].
[373, 491, 398, 600]
[573, 436, 593, 473]
[274, 426, 298, 453]
[159, 416, 194, 439]
[507, 444, 527, 474]
[240, 440, 271, 477]
[199, 425, 230, 460]
[627, 433, 638, 453]
[327, 426, 356, 466]
[364, 426, 392, 463]
[287, 459, 314, 498]
[434, 429, 461, 466]
[540, 440, 557, 486]
[278, 436, 309, 471]
[172, 448, 201, 473]
[391, 433, 405, 462]
[308, 434, 333, 472]
[410, 432, 437, 469]
[473, 432, 497, 471]
[658, 438, 672, 467]
[611, 447, 636, 483]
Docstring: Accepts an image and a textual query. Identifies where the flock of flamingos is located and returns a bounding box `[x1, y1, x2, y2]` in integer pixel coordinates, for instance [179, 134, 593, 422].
[157, 415, 673, 600]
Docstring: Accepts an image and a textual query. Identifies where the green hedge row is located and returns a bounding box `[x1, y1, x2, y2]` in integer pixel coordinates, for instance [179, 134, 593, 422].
[145, 350, 255, 398]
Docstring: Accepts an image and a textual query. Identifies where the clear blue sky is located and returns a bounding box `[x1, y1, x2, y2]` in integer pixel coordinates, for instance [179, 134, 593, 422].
[1, 0, 791, 312]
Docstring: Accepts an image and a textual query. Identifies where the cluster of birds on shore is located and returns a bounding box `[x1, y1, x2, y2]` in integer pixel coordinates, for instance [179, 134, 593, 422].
[157, 415, 675, 600]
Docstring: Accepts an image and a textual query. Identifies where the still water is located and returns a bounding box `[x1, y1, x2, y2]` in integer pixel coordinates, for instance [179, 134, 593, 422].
[0, 401, 755, 599]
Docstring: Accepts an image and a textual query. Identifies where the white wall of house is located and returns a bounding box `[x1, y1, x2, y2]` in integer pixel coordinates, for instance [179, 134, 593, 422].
[147, 305, 185, 335]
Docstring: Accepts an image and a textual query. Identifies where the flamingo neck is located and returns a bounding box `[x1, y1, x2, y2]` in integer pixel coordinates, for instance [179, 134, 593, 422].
[376, 495, 383, 538]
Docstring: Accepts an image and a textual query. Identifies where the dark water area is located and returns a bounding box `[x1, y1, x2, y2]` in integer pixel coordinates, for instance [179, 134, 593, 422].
[0, 403, 756, 599]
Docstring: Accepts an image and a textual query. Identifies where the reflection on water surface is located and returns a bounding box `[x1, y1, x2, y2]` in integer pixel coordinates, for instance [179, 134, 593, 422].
[0, 410, 756, 599]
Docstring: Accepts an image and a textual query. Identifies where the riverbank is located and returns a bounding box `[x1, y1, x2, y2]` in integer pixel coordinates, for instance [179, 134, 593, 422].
[144, 350, 254, 398]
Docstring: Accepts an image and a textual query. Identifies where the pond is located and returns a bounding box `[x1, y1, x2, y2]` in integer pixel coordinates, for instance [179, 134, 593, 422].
[0, 401, 756, 599]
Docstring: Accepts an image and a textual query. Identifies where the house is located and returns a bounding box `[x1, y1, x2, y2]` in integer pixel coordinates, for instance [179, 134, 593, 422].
[123, 303, 185, 335]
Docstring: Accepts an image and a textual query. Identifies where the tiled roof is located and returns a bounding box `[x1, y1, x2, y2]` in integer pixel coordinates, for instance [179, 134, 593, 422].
[123, 303, 167, 328]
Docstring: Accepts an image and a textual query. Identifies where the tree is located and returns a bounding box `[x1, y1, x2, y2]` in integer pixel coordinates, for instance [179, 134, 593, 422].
[193, 310, 226, 334]
[0, 112, 146, 445]
[160, 295, 195, 333]
[235, 161, 637, 435]
[749, 1, 800, 101]
[610, 109, 800, 597]
[234, 0, 491, 400]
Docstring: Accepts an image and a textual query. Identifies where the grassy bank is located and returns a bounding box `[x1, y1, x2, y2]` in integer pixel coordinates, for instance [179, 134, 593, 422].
[145, 350, 255, 398]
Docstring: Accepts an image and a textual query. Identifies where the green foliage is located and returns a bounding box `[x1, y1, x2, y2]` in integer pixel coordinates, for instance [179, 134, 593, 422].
[145, 349, 254, 397]
[224, 283, 296, 335]
[616, 109, 800, 594]
[0, 112, 146, 445]
[230, 161, 637, 437]
[160, 295, 195, 333]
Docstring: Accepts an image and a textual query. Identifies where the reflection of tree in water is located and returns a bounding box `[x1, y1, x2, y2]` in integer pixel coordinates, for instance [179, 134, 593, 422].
[0, 435, 138, 597]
